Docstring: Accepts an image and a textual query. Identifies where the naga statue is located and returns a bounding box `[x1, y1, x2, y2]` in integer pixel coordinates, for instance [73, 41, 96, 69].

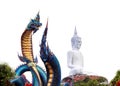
[40, 20, 61, 86]
[10, 13, 61, 86]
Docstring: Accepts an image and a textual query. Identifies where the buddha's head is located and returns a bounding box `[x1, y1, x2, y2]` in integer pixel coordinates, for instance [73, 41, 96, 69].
[71, 27, 82, 50]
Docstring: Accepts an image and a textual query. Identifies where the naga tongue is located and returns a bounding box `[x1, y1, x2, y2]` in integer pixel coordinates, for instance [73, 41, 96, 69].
[33, 28, 38, 34]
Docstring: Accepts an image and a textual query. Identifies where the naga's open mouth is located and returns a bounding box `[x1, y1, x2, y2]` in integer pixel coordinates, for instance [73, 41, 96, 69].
[36, 22, 42, 29]
[33, 28, 38, 34]
[33, 22, 42, 33]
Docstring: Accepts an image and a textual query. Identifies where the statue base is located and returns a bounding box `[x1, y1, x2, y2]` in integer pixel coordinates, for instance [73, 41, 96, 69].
[61, 74, 108, 86]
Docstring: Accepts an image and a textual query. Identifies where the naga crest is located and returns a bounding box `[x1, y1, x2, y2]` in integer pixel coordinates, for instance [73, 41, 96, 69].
[27, 12, 42, 33]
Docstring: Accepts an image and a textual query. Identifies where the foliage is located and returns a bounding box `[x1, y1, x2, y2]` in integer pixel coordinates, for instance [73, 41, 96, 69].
[73, 79, 108, 86]
[0, 63, 16, 86]
[61, 76, 108, 86]
[110, 70, 120, 86]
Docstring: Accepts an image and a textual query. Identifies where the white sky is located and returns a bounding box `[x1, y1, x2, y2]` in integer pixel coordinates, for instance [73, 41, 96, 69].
[0, 0, 120, 82]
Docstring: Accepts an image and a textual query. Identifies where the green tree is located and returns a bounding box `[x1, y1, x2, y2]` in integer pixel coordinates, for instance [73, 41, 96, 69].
[0, 63, 15, 86]
[110, 70, 120, 86]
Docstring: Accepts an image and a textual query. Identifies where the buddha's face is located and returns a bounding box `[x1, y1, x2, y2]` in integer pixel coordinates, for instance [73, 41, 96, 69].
[74, 38, 81, 49]
[72, 37, 82, 50]
[76, 38, 81, 49]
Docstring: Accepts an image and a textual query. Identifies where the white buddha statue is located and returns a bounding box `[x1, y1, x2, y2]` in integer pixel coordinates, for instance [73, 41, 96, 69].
[67, 27, 84, 75]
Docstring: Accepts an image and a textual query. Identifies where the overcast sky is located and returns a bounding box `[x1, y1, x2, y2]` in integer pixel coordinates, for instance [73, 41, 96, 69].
[0, 0, 120, 82]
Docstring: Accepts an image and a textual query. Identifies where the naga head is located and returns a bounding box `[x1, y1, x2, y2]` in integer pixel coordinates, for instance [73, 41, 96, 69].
[40, 20, 51, 62]
[27, 12, 42, 33]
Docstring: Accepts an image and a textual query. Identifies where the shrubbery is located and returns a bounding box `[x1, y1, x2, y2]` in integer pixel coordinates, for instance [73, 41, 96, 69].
[0, 63, 15, 86]
[110, 70, 120, 86]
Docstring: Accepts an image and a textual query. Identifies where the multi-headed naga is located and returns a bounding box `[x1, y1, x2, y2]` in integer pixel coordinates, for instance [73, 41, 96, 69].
[11, 13, 61, 86]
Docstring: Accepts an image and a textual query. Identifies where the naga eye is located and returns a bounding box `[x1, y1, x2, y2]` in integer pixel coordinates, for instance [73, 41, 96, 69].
[33, 23, 36, 26]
